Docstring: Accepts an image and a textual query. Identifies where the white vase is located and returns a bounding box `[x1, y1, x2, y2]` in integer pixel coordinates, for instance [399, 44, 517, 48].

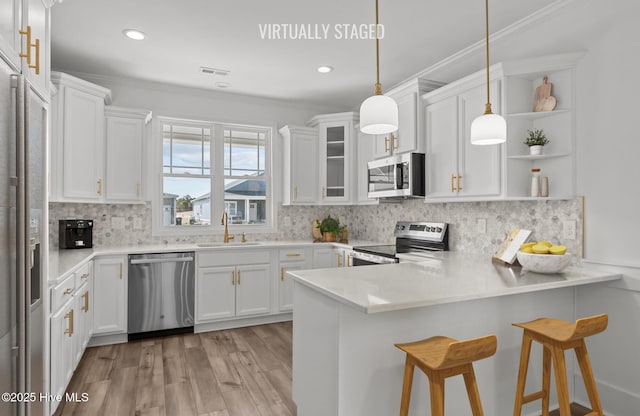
[529, 145, 543, 155]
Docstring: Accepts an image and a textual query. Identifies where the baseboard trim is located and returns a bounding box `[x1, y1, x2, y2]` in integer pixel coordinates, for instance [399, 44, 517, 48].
[87, 332, 128, 347]
[195, 313, 292, 333]
[573, 374, 640, 416]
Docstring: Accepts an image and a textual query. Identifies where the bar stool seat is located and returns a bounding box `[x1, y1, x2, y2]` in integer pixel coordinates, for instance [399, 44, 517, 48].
[512, 314, 608, 416]
[395, 334, 497, 416]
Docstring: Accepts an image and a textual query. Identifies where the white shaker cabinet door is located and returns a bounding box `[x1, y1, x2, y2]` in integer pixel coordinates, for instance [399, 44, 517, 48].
[50, 299, 74, 413]
[61, 87, 105, 200]
[235, 263, 271, 317]
[458, 81, 502, 197]
[291, 130, 318, 203]
[425, 96, 459, 198]
[196, 266, 236, 322]
[93, 256, 126, 335]
[278, 261, 305, 312]
[105, 115, 143, 201]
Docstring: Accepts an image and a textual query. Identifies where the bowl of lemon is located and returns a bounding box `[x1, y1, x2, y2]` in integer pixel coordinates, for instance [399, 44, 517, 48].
[516, 241, 571, 274]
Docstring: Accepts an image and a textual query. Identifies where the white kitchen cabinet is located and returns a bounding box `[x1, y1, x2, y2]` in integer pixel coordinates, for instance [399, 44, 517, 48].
[196, 250, 271, 323]
[279, 125, 318, 205]
[105, 106, 150, 202]
[278, 247, 312, 312]
[374, 80, 445, 159]
[424, 80, 502, 200]
[308, 112, 358, 204]
[93, 256, 126, 335]
[0, 0, 52, 96]
[21, 0, 50, 98]
[313, 246, 334, 269]
[50, 72, 111, 202]
[72, 281, 91, 366]
[50, 297, 74, 413]
[333, 246, 353, 268]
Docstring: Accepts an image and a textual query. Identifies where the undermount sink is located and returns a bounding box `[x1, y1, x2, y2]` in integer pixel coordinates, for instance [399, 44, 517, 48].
[197, 242, 261, 248]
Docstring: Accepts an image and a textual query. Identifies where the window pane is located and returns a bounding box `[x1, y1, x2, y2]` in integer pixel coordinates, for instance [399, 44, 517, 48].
[163, 176, 211, 226]
[163, 123, 211, 175]
[224, 128, 265, 176]
[224, 178, 266, 224]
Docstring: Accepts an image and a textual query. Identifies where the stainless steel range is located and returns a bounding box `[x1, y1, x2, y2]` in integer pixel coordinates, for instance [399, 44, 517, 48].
[350, 221, 449, 266]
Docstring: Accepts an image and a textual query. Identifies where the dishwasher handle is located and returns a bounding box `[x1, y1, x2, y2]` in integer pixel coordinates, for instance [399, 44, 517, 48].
[130, 256, 194, 265]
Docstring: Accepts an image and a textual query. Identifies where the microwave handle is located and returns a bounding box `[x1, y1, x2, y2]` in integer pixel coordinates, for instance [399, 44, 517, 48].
[396, 164, 403, 189]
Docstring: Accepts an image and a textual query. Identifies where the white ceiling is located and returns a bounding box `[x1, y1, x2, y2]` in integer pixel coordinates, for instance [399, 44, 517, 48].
[51, 0, 560, 109]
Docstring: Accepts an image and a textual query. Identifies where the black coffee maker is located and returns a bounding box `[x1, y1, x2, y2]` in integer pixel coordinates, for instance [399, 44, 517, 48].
[59, 220, 93, 249]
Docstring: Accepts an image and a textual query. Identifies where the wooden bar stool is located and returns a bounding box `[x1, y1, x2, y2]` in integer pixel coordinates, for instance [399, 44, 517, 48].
[395, 334, 497, 416]
[512, 314, 608, 416]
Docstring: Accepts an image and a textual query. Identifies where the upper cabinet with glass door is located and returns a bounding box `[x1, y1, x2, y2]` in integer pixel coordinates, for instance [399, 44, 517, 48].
[308, 112, 357, 205]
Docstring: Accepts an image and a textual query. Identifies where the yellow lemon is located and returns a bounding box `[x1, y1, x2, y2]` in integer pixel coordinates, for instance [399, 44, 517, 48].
[537, 241, 553, 247]
[532, 244, 550, 254]
[520, 246, 534, 253]
[520, 242, 536, 250]
[549, 245, 567, 255]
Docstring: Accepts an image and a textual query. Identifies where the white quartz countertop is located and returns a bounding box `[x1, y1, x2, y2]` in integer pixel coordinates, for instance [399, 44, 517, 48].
[288, 252, 622, 314]
[48, 239, 377, 285]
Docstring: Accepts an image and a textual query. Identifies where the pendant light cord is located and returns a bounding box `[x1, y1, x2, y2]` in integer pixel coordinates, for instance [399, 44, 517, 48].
[374, 0, 382, 95]
[484, 0, 493, 115]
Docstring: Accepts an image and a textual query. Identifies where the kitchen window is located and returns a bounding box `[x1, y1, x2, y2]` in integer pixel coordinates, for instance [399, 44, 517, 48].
[155, 117, 273, 235]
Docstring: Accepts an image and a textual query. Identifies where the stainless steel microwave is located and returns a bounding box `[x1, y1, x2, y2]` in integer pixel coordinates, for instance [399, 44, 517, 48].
[367, 152, 425, 199]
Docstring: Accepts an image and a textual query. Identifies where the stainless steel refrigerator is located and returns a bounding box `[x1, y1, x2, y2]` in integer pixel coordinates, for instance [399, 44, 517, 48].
[1, 56, 45, 416]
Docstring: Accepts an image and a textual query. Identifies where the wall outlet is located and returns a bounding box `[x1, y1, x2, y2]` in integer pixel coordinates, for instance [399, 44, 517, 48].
[563, 220, 576, 240]
[111, 216, 125, 230]
[133, 218, 143, 230]
[476, 218, 487, 234]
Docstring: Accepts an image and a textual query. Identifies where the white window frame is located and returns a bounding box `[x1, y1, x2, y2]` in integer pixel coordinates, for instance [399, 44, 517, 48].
[152, 116, 275, 237]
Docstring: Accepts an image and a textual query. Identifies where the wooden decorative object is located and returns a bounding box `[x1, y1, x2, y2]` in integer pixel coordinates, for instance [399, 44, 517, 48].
[533, 76, 557, 112]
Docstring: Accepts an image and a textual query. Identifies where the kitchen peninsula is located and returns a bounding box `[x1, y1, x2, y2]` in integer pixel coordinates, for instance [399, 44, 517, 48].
[289, 252, 620, 416]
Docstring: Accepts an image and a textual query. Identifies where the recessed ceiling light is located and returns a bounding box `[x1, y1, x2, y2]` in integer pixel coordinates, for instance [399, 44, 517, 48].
[123, 29, 146, 41]
[317, 66, 334, 73]
[216, 82, 231, 88]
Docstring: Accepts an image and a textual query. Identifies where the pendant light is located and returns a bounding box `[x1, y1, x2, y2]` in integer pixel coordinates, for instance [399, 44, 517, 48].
[470, 0, 506, 145]
[360, 0, 398, 135]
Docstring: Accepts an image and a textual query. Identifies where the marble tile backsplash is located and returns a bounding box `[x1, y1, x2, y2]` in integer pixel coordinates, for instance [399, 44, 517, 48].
[49, 198, 582, 256]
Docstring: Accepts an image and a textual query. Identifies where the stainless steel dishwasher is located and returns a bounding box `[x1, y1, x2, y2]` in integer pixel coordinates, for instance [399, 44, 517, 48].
[128, 252, 195, 338]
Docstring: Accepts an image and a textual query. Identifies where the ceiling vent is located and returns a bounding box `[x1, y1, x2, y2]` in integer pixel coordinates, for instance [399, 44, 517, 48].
[200, 67, 230, 76]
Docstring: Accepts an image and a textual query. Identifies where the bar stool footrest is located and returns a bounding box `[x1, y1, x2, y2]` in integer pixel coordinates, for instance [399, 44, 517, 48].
[523, 391, 545, 404]
[584, 412, 600, 416]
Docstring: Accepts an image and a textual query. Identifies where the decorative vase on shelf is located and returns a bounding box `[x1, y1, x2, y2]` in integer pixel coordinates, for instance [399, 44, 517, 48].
[529, 145, 543, 156]
[323, 232, 336, 242]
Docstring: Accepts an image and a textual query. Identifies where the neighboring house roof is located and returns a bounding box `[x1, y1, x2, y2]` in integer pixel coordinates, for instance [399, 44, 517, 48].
[192, 176, 265, 202]
[163, 192, 179, 198]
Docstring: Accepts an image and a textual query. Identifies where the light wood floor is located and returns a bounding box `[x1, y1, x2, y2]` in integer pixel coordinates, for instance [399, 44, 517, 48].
[54, 322, 295, 416]
[54, 321, 595, 416]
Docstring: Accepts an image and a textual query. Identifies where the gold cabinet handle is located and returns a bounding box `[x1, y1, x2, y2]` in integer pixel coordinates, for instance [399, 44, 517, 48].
[82, 291, 89, 312]
[237, 270, 241, 285]
[63, 287, 73, 295]
[384, 136, 389, 152]
[294, 186, 298, 199]
[391, 133, 398, 150]
[451, 174, 456, 192]
[348, 255, 352, 267]
[136, 181, 140, 197]
[80, 273, 89, 280]
[31, 38, 40, 75]
[337, 253, 342, 267]
[64, 309, 74, 337]
[232, 270, 235, 285]
[97, 179, 103, 195]
[19, 26, 32, 63]
[321, 186, 325, 199]
[281, 267, 285, 282]
[119, 263, 123, 279]
[457, 174, 462, 191]
[286, 253, 301, 257]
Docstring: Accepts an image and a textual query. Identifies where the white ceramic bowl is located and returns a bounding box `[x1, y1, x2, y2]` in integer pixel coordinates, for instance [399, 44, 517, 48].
[516, 252, 572, 274]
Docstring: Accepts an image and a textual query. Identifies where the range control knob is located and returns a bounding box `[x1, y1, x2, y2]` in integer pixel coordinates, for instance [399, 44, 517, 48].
[436, 227, 443, 232]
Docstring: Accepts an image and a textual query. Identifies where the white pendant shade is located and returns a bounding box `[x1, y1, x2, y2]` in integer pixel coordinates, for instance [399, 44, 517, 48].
[360, 94, 398, 134]
[470, 112, 507, 145]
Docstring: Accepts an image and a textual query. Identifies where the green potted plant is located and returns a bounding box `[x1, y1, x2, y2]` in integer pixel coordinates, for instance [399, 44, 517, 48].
[524, 128, 549, 155]
[318, 215, 341, 242]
